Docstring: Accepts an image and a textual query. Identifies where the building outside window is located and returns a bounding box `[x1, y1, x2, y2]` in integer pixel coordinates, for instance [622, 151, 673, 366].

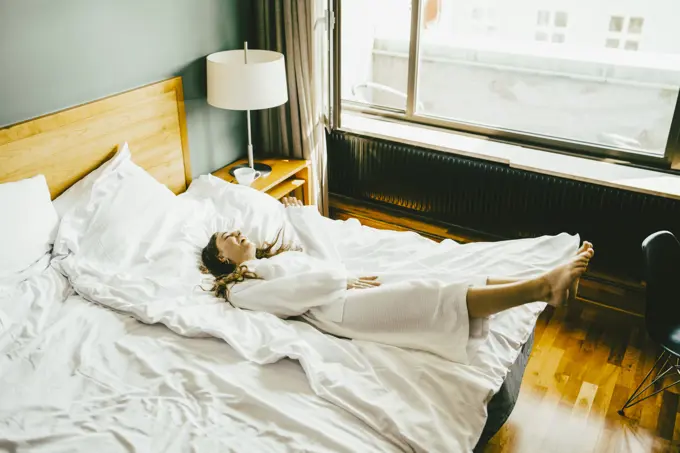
[340, 0, 680, 163]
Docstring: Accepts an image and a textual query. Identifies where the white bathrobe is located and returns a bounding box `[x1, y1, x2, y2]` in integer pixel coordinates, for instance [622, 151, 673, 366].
[229, 207, 490, 363]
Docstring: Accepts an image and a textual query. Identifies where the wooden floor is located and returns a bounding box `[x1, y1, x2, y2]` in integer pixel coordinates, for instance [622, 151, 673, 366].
[483, 302, 680, 453]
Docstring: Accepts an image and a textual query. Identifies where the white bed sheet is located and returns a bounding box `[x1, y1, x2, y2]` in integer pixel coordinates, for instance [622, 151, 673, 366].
[0, 267, 399, 453]
[50, 176, 580, 452]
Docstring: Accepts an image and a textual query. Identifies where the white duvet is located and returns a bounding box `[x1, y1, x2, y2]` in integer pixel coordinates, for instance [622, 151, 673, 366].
[48, 164, 578, 452]
[0, 267, 397, 452]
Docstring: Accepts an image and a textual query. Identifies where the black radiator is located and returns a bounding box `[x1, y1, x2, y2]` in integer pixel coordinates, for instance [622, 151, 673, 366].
[327, 130, 680, 280]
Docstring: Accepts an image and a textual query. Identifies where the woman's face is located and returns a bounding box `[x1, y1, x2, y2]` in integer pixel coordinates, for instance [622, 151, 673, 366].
[215, 231, 256, 265]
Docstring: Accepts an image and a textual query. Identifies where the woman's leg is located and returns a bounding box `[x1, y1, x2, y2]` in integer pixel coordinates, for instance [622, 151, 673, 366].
[486, 277, 522, 285]
[467, 247, 593, 318]
[485, 241, 593, 287]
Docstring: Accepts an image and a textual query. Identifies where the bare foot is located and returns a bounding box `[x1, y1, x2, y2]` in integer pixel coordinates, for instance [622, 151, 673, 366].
[542, 249, 594, 307]
[569, 241, 594, 301]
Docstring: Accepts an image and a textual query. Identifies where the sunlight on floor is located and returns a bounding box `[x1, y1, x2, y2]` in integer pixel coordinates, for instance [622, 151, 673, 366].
[483, 304, 680, 453]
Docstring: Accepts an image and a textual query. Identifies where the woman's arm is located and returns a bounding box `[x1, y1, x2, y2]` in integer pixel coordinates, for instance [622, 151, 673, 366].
[281, 197, 380, 290]
[228, 252, 348, 318]
[229, 267, 348, 318]
[282, 198, 341, 262]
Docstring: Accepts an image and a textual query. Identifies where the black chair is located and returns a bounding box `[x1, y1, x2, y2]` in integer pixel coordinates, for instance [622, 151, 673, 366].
[619, 231, 680, 415]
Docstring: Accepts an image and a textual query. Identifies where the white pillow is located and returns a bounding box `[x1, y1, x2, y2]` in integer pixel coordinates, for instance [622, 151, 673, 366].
[53, 154, 180, 271]
[184, 175, 291, 246]
[53, 165, 290, 284]
[0, 175, 59, 277]
[52, 142, 131, 219]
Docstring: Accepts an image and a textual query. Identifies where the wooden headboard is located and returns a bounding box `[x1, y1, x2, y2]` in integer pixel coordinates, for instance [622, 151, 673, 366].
[0, 77, 192, 199]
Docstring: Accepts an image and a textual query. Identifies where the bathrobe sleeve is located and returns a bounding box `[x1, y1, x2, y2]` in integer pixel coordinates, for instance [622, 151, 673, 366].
[229, 251, 348, 318]
[285, 206, 342, 261]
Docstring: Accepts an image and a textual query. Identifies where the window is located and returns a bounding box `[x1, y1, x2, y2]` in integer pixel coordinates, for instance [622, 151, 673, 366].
[554, 11, 568, 28]
[535, 10, 568, 44]
[609, 16, 624, 32]
[340, 0, 411, 110]
[605, 38, 620, 48]
[624, 40, 639, 51]
[629, 17, 644, 34]
[605, 15, 645, 51]
[339, 0, 680, 165]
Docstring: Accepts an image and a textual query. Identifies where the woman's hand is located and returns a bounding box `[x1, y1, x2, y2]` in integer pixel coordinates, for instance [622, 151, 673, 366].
[282, 196, 304, 208]
[347, 276, 381, 290]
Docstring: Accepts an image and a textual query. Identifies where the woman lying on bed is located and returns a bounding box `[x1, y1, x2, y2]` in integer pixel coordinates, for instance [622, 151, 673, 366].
[200, 197, 594, 362]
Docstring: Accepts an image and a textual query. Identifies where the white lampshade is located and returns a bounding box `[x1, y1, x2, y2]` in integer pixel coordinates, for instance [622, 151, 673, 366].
[207, 49, 288, 111]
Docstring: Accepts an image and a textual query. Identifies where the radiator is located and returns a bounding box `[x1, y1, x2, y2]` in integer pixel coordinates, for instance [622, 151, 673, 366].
[327, 130, 680, 280]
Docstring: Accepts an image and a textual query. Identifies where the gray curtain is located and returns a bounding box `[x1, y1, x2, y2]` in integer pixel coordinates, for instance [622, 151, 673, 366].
[252, 0, 329, 214]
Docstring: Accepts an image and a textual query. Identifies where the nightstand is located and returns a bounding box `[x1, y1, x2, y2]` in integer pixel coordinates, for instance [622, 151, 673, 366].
[212, 158, 313, 205]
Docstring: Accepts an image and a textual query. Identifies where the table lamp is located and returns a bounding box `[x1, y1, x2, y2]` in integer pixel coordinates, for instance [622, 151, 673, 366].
[207, 42, 288, 176]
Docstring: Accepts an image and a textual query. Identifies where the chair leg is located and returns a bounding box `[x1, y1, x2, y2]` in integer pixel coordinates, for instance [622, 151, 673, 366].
[619, 349, 680, 415]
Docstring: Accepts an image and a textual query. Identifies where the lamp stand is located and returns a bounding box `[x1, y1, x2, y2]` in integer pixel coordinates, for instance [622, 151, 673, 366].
[228, 41, 272, 178]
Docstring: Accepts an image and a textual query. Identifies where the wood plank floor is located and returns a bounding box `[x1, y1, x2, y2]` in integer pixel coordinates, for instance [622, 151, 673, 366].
[483, 302, 680, 453]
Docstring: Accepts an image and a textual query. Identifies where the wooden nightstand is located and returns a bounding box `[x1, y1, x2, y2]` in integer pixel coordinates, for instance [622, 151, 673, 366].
[212, 158, 313, 205]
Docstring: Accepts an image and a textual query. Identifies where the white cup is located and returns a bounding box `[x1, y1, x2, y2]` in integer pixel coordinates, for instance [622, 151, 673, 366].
[233, 167, 261, 186]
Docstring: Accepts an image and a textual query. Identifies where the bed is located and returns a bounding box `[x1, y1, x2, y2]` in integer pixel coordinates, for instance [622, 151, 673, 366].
[478, 332, 535, 448]
[0, 77, 556, 452]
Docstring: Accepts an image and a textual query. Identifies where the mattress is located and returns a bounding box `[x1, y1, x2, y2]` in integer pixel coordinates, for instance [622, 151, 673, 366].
[476, 330, 535, 449]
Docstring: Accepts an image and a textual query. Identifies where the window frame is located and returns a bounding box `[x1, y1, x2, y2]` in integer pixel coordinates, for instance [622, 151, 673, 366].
[335, 0, 680, 172]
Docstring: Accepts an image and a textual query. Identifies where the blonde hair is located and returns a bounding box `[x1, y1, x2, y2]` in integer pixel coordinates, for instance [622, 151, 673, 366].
[200, 229, 298, 301]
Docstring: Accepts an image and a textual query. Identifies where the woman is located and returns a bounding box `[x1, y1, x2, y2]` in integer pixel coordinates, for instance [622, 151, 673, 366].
[201, 197, 593, 362]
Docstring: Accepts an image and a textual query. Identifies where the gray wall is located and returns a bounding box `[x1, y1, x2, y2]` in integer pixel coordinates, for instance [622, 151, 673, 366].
[0, 0, 249, 176]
